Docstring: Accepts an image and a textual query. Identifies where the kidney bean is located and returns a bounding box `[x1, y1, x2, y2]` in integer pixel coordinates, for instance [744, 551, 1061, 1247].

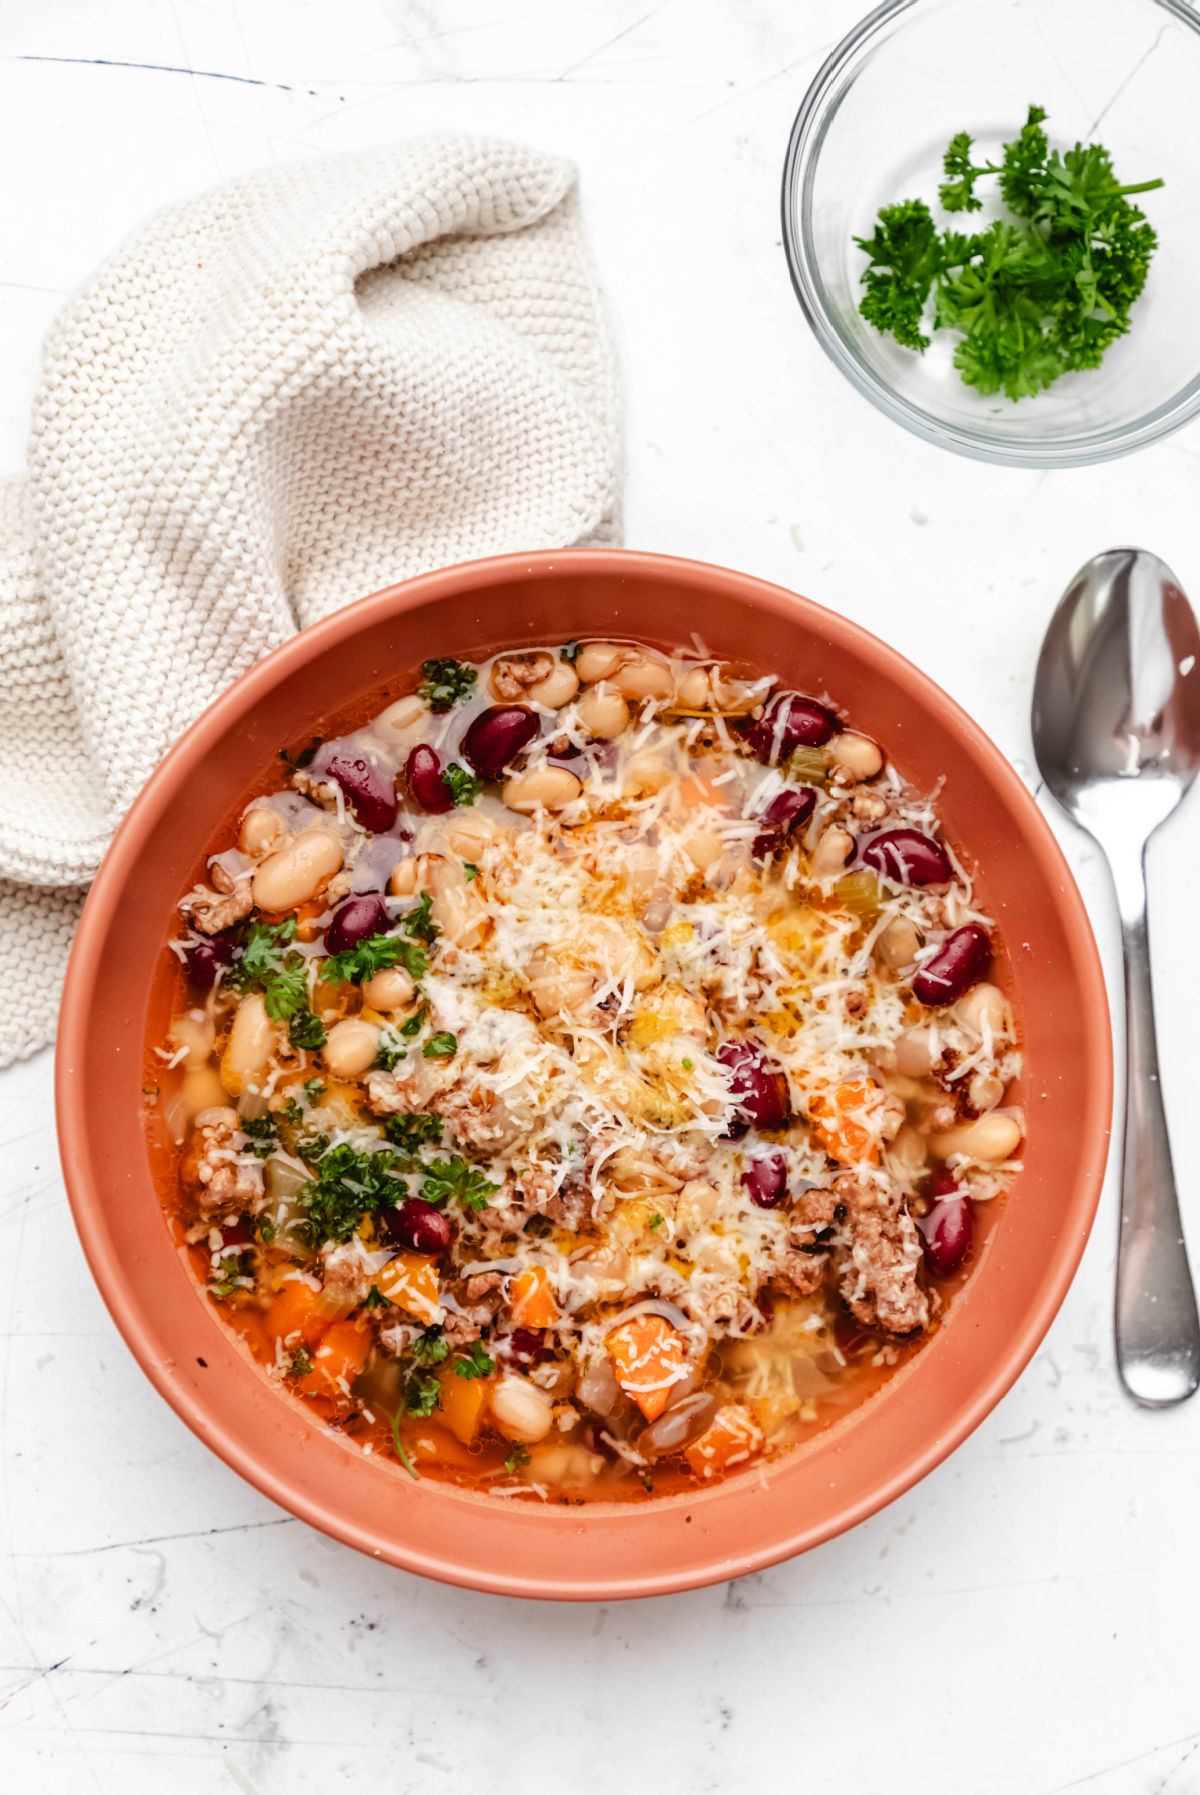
[504, 1327, 546, 1366]
[751, 785, 817, 860]
[462, 706, 540, 781]
[718, 1040, 790, 1137]
[919, 1195, 974, 1277]
[324, 753, 398, 834]
[380, 1198, 453, 1255]
[185, 934, 236, 990]
[912, 924, 991, 1006]
[404, 743, 453, 814]
[745, 691, 836, 762]
[743, 1151, 788, 1208]
[219, 1218, 256, 1248]
[923, 1166, 961, 1201]
[324, 891, 390, 956]
[858, 827, 951, 886]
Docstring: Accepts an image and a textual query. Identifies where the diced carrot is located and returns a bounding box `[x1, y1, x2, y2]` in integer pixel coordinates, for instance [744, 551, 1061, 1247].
[509, 1264, 558, 1329]
[294, 1319, 370, 1403]
[808, 1078, 879, 1166]
[227, 1307, 274, 1365]
[263, 1278, 329, 1347]
[685, 1404, 765, 1479]
[409, 1426, 485, 1470]
[606, 1314, 686, 1421]
[375, 1252, 440, 1325]
[438, 1369, 490, 1445]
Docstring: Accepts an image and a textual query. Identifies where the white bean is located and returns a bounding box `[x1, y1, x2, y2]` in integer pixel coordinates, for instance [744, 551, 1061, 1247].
[503, 765, 583, 814]
[610, 653, 674, 701]
[968, 1071, 1005, 1114]
[575, 642, 625, 684]
[888, 1125, 927, 1173]
[444, 814, 498, 859]
[389, 857, 422, 898]
[223, 993, 277, 1086]
[830, 731, 884, 781]
[932, 1113, 1022, 1163]
[812, 824, 854, 876]
[238, 807, 284, 858]
[623, 752, 673, 796]
[675, 1178, 719, 1237]
[876, 917, 920, 970]
[323, 1018, 381, 1079]
[374, 695, 429, 745]
[530, 966, 598, 1020]
[169, 1011, 213, 1070]
[252, 830, 343, 912]
[955, 982, 1013, 1041]
[527, 661, 580, 708]
[490, 1373, 555, 1443]
[426, 856, 488, 947]
[576, 681, 629, 740]
[362, 967, 416, 1011]
[675, 666, 711, 709]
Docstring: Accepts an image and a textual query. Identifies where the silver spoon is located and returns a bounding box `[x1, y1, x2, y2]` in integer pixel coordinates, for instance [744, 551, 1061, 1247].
[1032, 546, 1200, 1408]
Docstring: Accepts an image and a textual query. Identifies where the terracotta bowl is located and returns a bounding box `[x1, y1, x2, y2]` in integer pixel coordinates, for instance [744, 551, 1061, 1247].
[57, 549, 1112, 1600]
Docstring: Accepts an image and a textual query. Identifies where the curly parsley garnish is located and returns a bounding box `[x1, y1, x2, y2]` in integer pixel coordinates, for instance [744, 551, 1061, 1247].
[423, 1032, 457, 1060]
[226, 917, 309, 1019]
[298, 1143, 407, 1247]
[443, 762, 483, 807]
[382, 1112, 444, 1155]
[240, 1115, 279, 1159]
[288, 1008, 327, 1051]
[374, 1027, 408, 1073]
[855, 104, 1163, 399]
[320, 930, 426, 986]
[210, 1252, 250, 1298]
[404, 892, 439, 944]
[454, 1341, 494, 1380]
[420, 1156, 498, 1213]
[417, 658, 477, 713]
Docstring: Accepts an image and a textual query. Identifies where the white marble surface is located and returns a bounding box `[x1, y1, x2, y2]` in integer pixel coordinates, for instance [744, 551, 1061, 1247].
[3, 2, 1200, 1789]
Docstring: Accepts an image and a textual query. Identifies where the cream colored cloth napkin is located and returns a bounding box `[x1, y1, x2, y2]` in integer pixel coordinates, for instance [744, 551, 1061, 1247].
[0, 136, 620, 1066]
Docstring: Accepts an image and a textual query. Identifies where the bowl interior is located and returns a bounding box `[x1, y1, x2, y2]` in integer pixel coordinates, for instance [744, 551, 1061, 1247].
[784, 0, 1200, 464]
[57, 552, 1112, 1598]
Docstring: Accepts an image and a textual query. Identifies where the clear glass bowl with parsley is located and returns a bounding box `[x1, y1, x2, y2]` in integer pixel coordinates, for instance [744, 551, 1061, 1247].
[781, 0, 1200, 465]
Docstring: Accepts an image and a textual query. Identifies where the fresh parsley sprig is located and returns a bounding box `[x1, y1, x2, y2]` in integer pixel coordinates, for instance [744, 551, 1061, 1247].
[443, 763, 482, 807]
[454, 1341, 494, 1380]
[226, 917, 309, 1019]
[298, 1143, 407, 1247]
[417, 658, 477, 713]
[420, 1156, 498, 1213]
[382, 1112, 444, 1155]
[855, 104, 1163, 400]
[320, 930, 425, 986]
[319, 897, 440, 986]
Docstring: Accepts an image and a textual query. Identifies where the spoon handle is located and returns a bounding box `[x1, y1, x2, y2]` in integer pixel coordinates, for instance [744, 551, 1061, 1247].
[1112, 846, 1200, 1406]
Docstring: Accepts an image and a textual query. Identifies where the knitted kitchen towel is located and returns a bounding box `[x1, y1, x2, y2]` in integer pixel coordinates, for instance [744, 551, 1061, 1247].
[0, 135, 620, 1067]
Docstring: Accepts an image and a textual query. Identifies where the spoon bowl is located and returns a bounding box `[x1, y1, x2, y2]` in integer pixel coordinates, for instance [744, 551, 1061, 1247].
[1033, 547, 1200, 1406]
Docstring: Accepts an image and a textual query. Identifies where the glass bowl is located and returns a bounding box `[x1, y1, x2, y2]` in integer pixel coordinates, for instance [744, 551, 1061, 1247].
[782, 0, 1200, 466]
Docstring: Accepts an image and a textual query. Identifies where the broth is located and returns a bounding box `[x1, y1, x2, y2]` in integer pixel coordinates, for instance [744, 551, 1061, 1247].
[147, 639, 1022, 1501]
